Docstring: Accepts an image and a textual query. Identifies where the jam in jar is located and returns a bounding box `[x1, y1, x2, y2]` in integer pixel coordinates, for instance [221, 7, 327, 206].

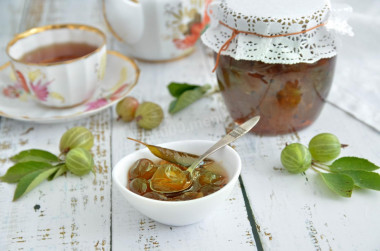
[216, 54, 337, 135]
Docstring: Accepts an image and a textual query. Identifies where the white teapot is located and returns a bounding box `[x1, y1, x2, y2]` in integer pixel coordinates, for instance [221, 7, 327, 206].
[103, 0, 211, 62]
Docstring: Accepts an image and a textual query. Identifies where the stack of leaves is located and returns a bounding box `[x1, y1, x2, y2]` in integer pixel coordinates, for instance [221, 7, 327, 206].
[168, 82, 211, 114]
[0, 127, 95, 201]
[317, 157, 380, 197]
[281, 133, 380, 197]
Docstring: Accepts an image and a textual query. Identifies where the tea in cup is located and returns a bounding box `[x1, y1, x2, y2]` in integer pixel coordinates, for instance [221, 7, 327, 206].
[104, 0, 212, 62]
[6, 24, 107, 108]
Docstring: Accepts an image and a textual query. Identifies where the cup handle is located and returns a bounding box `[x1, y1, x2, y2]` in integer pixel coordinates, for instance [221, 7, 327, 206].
[103, 0, 144, 44]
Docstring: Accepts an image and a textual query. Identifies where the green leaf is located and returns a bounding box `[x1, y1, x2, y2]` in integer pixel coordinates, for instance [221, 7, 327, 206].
[11, 149, 59, 164]
[0, 161, 53, 183]
[320, 173, 354, 197]
[13, 167, 59, 201]
[169, 84, 211, 114]
[48, 164, 67, 181]
[169, 99, 178, 113]
[339, 170, 380, 191]
[329, 157, 379, 172]
[168, 82, 200, 98]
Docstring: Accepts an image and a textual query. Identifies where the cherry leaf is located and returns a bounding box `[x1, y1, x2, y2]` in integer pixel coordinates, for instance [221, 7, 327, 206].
[0, 161, 53, 183]
[11, 149, 59, 164]
[168, 82, 200, 98]
[339, 170, 380, 191]
[329, 157, 379, 172]
[13, 167, 59, 201]
[320, 173, 354, 197]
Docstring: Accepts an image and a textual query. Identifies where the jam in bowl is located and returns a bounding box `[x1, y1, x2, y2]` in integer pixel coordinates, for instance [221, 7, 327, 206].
[112, 140, 241, 226]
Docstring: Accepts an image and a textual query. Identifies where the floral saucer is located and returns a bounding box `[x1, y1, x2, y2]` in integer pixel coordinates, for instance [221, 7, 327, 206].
[0, 50, 139, 123]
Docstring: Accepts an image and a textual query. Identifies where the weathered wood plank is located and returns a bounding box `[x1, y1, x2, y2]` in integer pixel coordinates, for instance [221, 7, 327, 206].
[0, 112, 112, 250]
[0, 0, 112, 250]
[238, 105, 380, 250]
[1, 0, 379, 250]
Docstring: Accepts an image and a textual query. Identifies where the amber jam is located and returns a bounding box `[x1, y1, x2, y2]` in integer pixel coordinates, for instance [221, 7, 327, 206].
[216, 55, 337, 135]
[127, 158, 228, 201]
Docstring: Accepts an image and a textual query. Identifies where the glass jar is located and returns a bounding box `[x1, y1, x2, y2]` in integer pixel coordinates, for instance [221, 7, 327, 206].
[216, 55, 337, 135]
[201, 0, 349, 135]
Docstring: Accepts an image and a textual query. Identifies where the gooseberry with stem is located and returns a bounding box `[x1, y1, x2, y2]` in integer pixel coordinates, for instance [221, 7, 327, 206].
[308, 133, 341, 163]
[281, 143, 312, 173]
[116, 96, 139, 122]
[59, 127, 94, 154]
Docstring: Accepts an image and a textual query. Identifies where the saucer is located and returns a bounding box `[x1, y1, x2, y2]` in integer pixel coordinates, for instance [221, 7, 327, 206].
[0, 50, 140, 123]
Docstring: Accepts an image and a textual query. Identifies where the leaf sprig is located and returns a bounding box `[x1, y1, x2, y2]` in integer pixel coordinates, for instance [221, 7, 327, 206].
[281, 133, 380, 197]
[168, 82, 212, 114]
[0, 127, 95, 201]
[313, 157, 380, 197]
[1, 150, 65, 200]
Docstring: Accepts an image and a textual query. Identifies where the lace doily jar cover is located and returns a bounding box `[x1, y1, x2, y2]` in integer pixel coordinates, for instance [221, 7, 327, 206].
[202, 0, 346, 135]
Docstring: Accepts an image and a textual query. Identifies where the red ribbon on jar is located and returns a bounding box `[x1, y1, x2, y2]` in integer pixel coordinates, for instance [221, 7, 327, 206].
[212, 21, 327, 72]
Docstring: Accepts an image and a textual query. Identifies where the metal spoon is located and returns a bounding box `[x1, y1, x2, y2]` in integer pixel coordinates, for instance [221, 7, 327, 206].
[151, 116, 260, 195]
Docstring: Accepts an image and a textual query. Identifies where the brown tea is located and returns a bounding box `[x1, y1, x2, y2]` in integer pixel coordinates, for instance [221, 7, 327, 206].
[20, 42, 98, 64]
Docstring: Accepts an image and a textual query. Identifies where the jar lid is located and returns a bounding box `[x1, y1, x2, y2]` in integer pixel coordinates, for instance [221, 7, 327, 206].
[202, 0, 340, 68]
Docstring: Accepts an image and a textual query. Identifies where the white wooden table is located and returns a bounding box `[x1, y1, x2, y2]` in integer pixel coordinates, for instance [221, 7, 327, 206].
[0, 0, 379, 250]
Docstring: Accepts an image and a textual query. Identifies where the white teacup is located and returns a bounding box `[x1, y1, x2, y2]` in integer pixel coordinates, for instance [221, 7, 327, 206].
[6, 24, 107, 108]
[104, 0, 212, 62]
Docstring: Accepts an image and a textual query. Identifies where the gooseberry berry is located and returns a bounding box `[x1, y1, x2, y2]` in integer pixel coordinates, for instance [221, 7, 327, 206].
[129, 178, 150, 195]
[116, 96, 139, 122]
[128, 158, 157, 180]
[59, 127, 94, 154]
[172, 192, 203, 201]
[135, 102, 164, 130]
[143, 192, 168, 201]
[281, 143, 311, 173]
[198, 170, 225, 186]
[200, 184, 220, 196]
[308, 133, 341, 162]
[66, 147, 94, 176]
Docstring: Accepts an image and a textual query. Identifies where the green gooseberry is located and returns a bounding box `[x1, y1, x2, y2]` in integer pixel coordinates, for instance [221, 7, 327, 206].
[116, 96, 139, 122]
[281, 143, 312, 173]
[128, 158, 157, 180]
[66, 148, 94, 176]
[308, 133, 341, 163]
[129, 178, 150, 195]
[59, 127, 94, 154]
[135, 102, 164, 130]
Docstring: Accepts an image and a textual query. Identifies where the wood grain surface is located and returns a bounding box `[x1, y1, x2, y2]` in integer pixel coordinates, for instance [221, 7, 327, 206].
[0, 0, 379, 250]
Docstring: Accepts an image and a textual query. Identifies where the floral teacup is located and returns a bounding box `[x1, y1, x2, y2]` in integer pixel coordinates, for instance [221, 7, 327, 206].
[104, 0, 212, 62]
[6, 24, 107, 108]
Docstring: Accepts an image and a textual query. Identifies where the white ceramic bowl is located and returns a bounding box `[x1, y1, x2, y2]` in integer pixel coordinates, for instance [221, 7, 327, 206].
[112, 140, 241, 226]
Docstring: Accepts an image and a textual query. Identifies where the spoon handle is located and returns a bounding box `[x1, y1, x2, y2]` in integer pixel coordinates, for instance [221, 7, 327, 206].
[187, 116, 260, 174]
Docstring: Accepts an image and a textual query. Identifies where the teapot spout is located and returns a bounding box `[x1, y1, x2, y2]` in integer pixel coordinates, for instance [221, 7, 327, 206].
[103, 0, 144, 44]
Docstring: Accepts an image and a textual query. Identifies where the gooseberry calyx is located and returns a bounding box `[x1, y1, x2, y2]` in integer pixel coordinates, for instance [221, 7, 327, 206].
[66, 147, 94, 176]
[135, 102, 164, 130]
[281, 143, 312, 173]
[59, 127, 94, 154]
[116, 96, 139, 122]
[309, 133, 341, 163]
